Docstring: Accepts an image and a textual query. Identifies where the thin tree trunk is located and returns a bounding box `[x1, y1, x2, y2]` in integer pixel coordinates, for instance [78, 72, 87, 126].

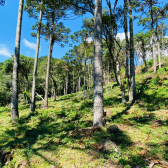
[91, 58, 93, 89]
[44, 24, 54, 107]
[65, 70, 68, 95]
[142, 42, 147, 70]
[124, 0, 130, 101]
[150, 0, 156, 74]
[11, 0, 24, 122]
[44, 39, 54, 107]
[162, 22, 165, 65]
[156, 21, 161, 69]
[116, 60, 121, 85]
[51, 76, 56, 101]
[78, 75, 81, 91]
[73, 68, 74, 93]
[88, 63, 90, 90]
[129, 0, 136, 101]
[84, 49, 86, 99]
[64, 82, 66, 95]
[30, 0, 43, 112]
[93, 0, 104, 128]
[108, 62, 109, 84]
[58, 74, 60, 97]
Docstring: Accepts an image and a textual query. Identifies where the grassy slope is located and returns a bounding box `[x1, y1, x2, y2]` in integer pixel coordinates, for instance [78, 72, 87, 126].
[0, 66, 168, 168]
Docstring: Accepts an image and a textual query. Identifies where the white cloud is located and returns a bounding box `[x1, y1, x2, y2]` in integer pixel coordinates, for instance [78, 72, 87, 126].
[0, 44, 12, 57]
[23, 38, 36, 50]
[116, 32, 130, 41]
[86, 37, 93, 43]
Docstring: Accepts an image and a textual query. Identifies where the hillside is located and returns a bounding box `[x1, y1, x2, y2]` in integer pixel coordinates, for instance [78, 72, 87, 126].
[0, 66, 168, 168]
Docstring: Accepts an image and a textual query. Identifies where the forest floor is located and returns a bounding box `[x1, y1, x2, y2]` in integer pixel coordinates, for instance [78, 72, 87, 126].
[0, 66, 168, 168]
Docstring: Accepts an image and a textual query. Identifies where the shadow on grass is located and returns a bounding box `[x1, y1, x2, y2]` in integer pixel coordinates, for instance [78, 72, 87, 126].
[111, 101, 135, 121]
[129, 113, 156, 125]
[1, 107, 150, 168]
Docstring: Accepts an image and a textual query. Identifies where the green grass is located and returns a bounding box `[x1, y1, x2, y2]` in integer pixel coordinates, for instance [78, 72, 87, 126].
[1, 65, 168, 168]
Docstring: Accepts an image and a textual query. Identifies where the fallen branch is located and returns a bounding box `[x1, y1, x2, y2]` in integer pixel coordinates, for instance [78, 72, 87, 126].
[35, 92, 44, 100]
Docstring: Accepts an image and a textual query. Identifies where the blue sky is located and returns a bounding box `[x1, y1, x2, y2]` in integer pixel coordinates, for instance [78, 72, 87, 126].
[0, 0, 167, 63]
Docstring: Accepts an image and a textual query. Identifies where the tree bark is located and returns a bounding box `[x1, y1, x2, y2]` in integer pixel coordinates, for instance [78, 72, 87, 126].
[30, 0, 43, 112]
[142, 42, 147, 70]
[124, 0, 130, 100]
[73, 68, 75, 93]
[51, 76, 56, 101]
[84, 48, 86, 99]
[78, 72, 81, 91]
[65, 70, 68, 95]
[108, 62, 109, 84]
[91, 58, 93, 89]
[156, 20, 161, 69]
[93, 0, 104, 128]
[129, 0, 136, 101]
[150, 0, 156, 74]
[44, 12, 54, 107]
[162, 22, 165, 65]
[116, 60, 121, 85]
[88, 63, 90, 89]
[11, 0, 24, 122]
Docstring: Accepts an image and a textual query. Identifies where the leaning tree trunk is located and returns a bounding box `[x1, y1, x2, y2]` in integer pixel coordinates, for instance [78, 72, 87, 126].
[129, 0, 136, 101]
[30, 0, 43, 112]
[11, 0, 24, 122]
[93, 0, 104, 128]
[150, 0, 156, 74]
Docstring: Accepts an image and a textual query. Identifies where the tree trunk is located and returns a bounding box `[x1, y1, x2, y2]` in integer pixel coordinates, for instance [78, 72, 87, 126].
[93, 0, 104, 128]
[88, 63, 90, 90]
[30, 0, 43, 112]
[129, 0, 136, 101]
[156, 20, 161, 69]
[44, 40, 54, 107]
[44, 29, 54, 107]
[162, 22, 165, 65]
[65, 70, 68, 95]
[91, 58, 93, 89]
[11, 0, 24, 122]
[142, 42, 147, 70]
[73, 68, 74, 93]
[64, 82, 66, 95]
[78, 71, 81, 91]
[108, 62, 110, 84]
[150, 0, 156, 74]
[124, 0, 130, 101]
[84, 49, 86, 99]
[51, 76, 56, 101]
[116, 60, 121, 85]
